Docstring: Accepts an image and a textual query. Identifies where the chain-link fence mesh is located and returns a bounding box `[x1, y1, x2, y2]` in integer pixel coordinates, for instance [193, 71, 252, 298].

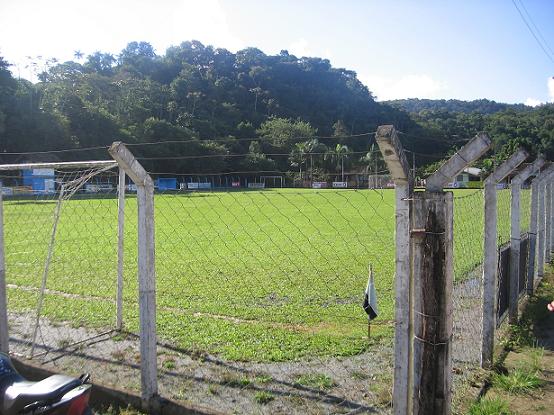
[3, 165, 147, 392]
[495, 187, 512, 327]
[451, 189, 484, 408]
[150, 174, 396, 412]
[2, 148, 398, 412]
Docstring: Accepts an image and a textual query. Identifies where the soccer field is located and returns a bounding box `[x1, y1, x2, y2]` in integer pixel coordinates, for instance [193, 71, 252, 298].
[3, 188, 528, 361]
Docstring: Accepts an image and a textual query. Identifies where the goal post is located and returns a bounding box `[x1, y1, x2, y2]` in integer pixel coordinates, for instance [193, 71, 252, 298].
[0, 159, 123, 357]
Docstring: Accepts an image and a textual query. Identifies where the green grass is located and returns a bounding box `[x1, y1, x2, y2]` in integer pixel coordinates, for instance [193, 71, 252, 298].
[254, 391, 274, 405]
[294, 373, 335, 390]
[4, 188, 505, 362]
[492, 369, 544, 394]
[468, 396, 512, 415]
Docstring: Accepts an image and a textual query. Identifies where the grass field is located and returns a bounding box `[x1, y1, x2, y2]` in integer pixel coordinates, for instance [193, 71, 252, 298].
[3, 188, 530, 362]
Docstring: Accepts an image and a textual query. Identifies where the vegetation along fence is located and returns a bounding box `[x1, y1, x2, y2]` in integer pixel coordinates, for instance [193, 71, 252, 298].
[0, 125, 552, 414]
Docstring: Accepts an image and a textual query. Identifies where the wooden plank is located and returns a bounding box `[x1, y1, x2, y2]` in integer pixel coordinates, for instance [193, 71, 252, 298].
[411, 191, 453, 415]
[426, 133, 491, 191]
[0, 160, 117, 171]
[116, 168, 126, 330]
[0, 182, 9, 352]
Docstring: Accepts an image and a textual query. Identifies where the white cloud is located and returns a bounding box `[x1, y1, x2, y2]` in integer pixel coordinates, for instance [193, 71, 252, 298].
[287, 38, 333, 61]
[360, 74, 446, 100]
[288, 38, 310, 57]
[525, 97, 543, 107]
[549, 77, 554, 102]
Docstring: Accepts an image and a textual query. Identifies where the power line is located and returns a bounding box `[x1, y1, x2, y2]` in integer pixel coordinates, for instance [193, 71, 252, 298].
[136, 150, 377, 161]
[511, 0, 554, 64]
[124, 132, 376, 147]
[517, 0, 554, 59]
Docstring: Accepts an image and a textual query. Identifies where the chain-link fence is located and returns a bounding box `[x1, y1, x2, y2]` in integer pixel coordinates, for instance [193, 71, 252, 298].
[452, 189, 484, 370]
[2, 164, 147, 393]
[146, 151, 397, 413]
[1, 137, 551, 414]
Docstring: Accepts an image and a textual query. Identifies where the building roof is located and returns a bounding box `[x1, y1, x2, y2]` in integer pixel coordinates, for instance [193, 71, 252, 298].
[462, 167, 482, 177]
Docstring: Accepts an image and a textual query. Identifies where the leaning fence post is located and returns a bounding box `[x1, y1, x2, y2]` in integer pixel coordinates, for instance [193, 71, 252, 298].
[481, 149, 528, 367]
[0, 181, 9, 353]
[508, 158, 544, 323]
[412, 133, 490, 415]
[375, 125, 412, 415]
[109, 142, 158, 408]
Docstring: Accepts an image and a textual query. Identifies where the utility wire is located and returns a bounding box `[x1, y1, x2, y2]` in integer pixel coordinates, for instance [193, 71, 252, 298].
[517, 0, 554, 59]
[124, 132, 376, 147]
[511, 0, 554, 64]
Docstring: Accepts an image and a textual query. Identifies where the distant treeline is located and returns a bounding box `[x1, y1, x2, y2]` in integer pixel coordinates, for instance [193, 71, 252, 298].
[0, 40, 553, 178]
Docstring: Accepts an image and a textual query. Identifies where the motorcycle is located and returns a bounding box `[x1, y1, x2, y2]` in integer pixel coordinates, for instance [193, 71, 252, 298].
[0, 352, 92, 415]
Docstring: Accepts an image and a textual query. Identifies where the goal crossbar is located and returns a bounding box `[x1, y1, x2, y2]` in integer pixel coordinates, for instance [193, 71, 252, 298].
[0, 160, 117, 171]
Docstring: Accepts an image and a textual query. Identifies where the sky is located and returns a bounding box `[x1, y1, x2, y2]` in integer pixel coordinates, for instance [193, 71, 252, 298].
[1, 0, 553, 105]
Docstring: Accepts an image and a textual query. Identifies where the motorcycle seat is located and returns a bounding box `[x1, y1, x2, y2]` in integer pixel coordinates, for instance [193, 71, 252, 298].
[3, 375, 82, 415]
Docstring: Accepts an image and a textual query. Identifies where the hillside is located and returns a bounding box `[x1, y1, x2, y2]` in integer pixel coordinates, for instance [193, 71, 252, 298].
[386, 98, 530, 115]
[0, 41, 553, 176]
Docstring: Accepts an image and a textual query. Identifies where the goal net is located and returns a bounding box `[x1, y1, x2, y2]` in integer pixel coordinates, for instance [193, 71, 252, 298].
[0, 161, 130, 366]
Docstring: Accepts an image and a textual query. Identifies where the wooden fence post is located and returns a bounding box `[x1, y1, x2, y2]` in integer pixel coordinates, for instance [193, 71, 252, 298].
[481, 149, 528, 367]
[412, 133, 491, 415]
[508, 158, 544, 324]
[109, 142, 158, 408]
[0, 181, 9, 353]
[375, 125, 413, 415]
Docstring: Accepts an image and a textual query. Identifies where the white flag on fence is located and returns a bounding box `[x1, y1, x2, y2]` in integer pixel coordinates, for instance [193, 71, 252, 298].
[363, 264, 378, 320]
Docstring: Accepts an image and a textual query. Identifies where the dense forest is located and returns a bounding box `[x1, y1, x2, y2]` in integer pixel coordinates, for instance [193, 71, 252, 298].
[1, 40, 553, 180]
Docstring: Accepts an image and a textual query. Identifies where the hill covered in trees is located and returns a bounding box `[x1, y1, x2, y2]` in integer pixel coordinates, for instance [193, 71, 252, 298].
[0, 40, 553, 179]
[386, 98, 530, 115]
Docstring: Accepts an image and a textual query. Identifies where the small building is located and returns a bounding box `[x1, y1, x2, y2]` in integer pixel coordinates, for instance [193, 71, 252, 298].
[156, 178, 177, 191]
[450, 167, 482, 188]
[22, 168, 55, 194]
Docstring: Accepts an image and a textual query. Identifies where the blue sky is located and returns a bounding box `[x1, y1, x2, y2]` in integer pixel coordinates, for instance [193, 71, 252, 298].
[1, 0, 553, 104]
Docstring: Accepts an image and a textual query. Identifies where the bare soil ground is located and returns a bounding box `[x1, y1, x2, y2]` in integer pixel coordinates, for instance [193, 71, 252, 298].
[7, 273, 486, 414]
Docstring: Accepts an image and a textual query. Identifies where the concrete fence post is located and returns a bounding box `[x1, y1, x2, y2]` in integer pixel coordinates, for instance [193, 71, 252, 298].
[543, 182, 552, 263]
[528, 163, 553, 293]
[481, 149, 528, 367]
[508, 158, 544, 324]
[109, 142, 158, 409]
[0, 181, 9, 353]
[375, 125, 413, 415]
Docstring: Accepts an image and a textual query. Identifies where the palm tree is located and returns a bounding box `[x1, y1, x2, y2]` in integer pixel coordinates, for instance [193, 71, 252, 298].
[325, 144, 351, 182]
